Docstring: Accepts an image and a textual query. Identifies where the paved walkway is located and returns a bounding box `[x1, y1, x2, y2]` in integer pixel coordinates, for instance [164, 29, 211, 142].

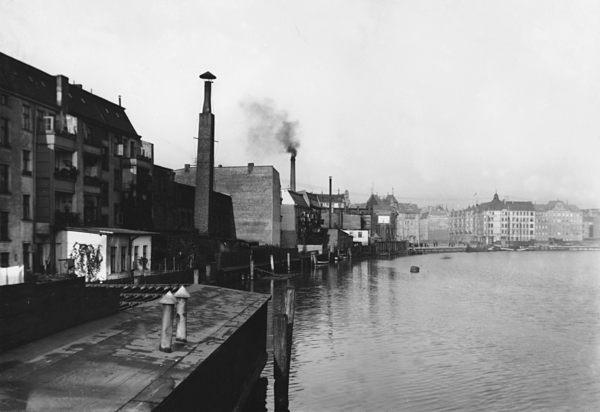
[0, 285, 270, 411]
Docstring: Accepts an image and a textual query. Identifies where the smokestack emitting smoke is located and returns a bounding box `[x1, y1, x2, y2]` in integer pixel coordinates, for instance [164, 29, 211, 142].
[242, 99, 300, 157]
[290, 155, 296, 191]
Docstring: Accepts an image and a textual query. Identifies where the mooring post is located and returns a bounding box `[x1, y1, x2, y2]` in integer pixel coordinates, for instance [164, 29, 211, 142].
[174, 286, 191, 342]
[250, 259, 255, 280]
[287, 253, 291, 272]
[273, 313, 289, 411]
[270, 255, 275, 272]
[274, 286, 296, 411]
[159, 291, 177, 353]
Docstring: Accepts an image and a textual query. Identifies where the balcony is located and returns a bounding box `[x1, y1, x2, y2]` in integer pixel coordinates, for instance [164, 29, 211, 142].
[54, 211, 81, 227]
[54, 167, 79, 182]
[83, 175, 102, 187]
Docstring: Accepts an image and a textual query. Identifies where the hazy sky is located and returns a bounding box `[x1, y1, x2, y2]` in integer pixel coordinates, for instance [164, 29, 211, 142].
[2, 0, 599, 208]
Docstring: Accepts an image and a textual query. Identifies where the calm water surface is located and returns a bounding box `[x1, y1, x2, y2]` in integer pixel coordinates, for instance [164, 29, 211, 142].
[238, 251, 600, 411]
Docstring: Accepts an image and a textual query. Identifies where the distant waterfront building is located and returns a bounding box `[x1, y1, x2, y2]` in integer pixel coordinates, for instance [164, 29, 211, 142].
[396, 203, 420, 242]
[419, 205, 450, 244]
[450, 194, 584, 245]
[537, 200, 583, 242]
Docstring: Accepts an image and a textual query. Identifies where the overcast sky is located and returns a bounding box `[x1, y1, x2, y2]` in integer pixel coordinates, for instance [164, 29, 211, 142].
[2, 0, 599, 208]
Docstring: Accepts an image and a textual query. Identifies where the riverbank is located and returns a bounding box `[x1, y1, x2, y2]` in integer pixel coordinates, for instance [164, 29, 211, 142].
[0, 285, 270, 411]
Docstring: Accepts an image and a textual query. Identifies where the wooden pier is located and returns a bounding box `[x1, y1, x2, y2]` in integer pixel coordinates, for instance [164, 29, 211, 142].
[0, 284, 270, 411]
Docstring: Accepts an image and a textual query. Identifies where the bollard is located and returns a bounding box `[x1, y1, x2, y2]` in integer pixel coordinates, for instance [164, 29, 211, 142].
[287, 253, 291, 272]
[250, 259, 255, 280]
[174, 286, 191, 343]
[159, 291, 177, 353]
[193, 269, 199, 284]
[270, 255, 275, 272]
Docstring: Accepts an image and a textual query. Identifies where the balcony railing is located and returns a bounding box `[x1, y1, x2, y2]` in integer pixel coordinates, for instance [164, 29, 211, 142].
[83, 175, 102, 187]
[54, 211, 81, 227]
[54, 167, 79, 181]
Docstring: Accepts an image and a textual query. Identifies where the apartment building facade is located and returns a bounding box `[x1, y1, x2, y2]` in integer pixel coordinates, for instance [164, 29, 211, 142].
[0, 52, 154, 283]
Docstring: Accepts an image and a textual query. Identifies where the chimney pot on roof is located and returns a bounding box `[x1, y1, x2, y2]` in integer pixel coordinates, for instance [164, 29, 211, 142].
[119, 95, 122, 106]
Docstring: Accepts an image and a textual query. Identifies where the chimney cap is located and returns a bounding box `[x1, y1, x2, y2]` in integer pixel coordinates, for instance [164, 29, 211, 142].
[200, 71, 217, 80]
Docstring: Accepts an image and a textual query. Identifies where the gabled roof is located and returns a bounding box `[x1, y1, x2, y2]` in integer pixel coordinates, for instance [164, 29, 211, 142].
[287, 190, 309, 209]
[298, 191, 322, 209]
[397, 203, 420, 214]
[382, 194, 398, 205]
[69, 86, 139, 137]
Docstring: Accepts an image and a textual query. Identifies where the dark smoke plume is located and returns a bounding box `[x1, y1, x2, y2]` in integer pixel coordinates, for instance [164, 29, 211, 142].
[241, 99, 300, 157]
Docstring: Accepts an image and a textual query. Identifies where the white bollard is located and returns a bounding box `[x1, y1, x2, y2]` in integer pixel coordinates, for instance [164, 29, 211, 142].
[174, 286, 191, 343]
[159, 291, 177, 353]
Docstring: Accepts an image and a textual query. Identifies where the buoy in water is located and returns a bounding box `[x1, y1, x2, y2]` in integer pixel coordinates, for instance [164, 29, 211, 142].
[410, 266, 420, 273]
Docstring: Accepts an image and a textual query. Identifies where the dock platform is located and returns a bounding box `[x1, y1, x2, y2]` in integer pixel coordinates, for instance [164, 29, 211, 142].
[0, 284, 270, 411]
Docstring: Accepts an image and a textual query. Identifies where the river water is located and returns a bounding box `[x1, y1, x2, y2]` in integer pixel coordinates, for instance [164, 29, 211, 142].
[238, 251, 600, 411]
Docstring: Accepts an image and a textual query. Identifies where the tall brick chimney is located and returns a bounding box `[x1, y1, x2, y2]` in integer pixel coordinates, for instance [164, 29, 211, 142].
[290, 155, 296, 191]
[195, 71, 217, 236]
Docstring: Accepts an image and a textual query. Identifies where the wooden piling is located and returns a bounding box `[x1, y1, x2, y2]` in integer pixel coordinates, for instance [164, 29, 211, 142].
[273, 314, 289, 411]
[270, 255, 275, 272]
[287, 253, 291, 272]
[250, 259, 255, 280]
[274, 286, 295, 411]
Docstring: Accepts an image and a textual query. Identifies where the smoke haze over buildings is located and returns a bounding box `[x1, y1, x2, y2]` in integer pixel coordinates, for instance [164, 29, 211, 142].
[241, 99, 300, 158]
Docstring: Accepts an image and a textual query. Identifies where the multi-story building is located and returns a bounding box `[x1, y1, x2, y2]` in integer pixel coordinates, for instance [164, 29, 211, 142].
[396, 203, 420, 242]
[418, 205, 450, 244]
[0, 52, 154, 283]
[537, 201, 583, 243]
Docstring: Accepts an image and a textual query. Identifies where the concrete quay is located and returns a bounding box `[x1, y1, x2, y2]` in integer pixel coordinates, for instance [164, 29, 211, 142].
[0, 285, 270, 412]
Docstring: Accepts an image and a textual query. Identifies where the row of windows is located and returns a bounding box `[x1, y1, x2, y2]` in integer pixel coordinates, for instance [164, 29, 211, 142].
[108, 245, 148, 273]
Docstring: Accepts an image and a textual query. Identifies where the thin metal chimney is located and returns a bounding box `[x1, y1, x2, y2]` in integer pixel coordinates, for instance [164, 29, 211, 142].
[290, 155, 296, 191]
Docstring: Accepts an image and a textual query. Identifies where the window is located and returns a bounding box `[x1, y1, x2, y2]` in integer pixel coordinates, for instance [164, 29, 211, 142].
[0, 164, 9, 193]
[37, 109, 45, 126]
[0, 94, 8, 106]
[85, 125, 93, 143]
[101, 147, 109, 171]
[22, 195, 30, 220]
[23, 243, 31, 271]
[22, 150, 31, 175]
[101, 182, 109, 206]
[0, 118, 8, 147]
[121, 246, 127, 272]
[22, 105, 31, 130]
[114, 169, 122, 191]
[110, 247, 117, 272]
[0, 211, 9, 240]
[0, 252, 8, 267]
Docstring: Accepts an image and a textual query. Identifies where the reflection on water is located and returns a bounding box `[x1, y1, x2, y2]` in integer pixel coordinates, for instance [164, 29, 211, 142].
[240, 252, 600, 411]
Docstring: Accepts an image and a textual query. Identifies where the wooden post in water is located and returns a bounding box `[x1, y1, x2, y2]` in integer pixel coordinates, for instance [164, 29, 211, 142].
[270, 255, 275, 272]
[273, 314, 289, 411]
[287, 253, 291, 272]
[274, 286, 295, 411]
[250, 259, 255, 280]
